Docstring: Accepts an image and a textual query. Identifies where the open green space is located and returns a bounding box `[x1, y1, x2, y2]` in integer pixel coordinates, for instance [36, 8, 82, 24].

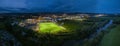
[1, 18, 108, 46]
[58, 20, 85, 31]
[100, 25, 120, 46]
[38, 22, 66, 34]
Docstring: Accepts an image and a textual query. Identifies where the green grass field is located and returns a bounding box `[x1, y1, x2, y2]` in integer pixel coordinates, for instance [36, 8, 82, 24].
[38, 22, 66, 34]
[100, 25, 120, 46]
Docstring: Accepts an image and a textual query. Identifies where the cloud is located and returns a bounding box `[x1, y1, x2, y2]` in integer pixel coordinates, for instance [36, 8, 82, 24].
[0, 0, 27, 8]
[95, 0, 120, 13]
[26, 0, 55, 9]
[0, 0, 120, 13]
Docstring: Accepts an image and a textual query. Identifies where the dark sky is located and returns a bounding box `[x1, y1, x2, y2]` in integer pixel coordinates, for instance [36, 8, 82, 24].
[0, 0, 120, 13]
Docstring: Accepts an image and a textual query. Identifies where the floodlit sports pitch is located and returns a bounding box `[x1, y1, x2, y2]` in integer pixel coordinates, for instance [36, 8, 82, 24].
[38, 22, 66, 34]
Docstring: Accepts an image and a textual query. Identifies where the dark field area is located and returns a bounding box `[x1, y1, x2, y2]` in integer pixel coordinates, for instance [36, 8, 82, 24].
[0, 14, 120, 46]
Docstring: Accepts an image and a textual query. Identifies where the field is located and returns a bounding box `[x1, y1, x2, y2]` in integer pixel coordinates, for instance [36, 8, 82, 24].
[0, 17, 111, 46]
[100, 25, 120, 46]
[38, 22, 66, 34]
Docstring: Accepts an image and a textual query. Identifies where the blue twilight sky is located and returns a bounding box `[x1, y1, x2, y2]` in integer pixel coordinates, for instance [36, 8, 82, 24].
[0, 0, 120, 13]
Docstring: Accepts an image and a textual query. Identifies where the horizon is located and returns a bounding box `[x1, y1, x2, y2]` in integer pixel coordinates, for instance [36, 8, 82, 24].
[0, 0, 120, 13]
